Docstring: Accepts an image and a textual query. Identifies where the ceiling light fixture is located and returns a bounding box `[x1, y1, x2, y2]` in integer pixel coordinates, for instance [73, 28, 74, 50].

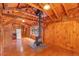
[43, 4, 50, 10]
[22, 20, 25, 22]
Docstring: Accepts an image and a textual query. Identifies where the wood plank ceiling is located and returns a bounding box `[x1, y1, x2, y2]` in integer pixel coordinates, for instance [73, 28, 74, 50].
[0, 3, 79, 27]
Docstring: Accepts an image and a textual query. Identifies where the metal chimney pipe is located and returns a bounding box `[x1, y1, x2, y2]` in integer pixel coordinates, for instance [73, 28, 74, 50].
[34, 9, 43, 46]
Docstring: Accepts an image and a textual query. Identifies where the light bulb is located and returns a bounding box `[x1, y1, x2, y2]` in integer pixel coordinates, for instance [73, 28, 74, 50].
[43, 4, 50, 10]
[22, 20, 25, 22]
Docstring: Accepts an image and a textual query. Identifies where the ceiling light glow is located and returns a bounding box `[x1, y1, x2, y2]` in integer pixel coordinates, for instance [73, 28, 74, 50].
[22, 20, 25, 22]
[43, 4, 50, 10]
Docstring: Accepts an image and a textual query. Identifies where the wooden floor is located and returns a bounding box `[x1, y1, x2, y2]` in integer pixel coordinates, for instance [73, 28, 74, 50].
[0, 39, 79, 56]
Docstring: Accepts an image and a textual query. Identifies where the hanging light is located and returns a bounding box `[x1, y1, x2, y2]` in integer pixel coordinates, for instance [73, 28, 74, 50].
[43, 4, 50, 10]
[22, 20, 25, 22]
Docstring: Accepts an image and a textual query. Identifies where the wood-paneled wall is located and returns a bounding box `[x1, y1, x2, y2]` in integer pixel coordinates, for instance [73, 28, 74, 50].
[2, 24, 13, 46]
[44, 20, 79, 53]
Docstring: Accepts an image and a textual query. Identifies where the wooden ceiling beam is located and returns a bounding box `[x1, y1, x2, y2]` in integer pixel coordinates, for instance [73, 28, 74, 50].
[16, 3, 20, 8]
[2, 13, 46, 24]
[2, 16, 31, 26]
[3, 19, 31, 26]
[2, 13, 36, 21]
[2, 3, 5, 9]
[61, 3, 69, 16]
[28, 3, 43, 11]
[50, 4, 59, 19]
[77, 3, 79, 7]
